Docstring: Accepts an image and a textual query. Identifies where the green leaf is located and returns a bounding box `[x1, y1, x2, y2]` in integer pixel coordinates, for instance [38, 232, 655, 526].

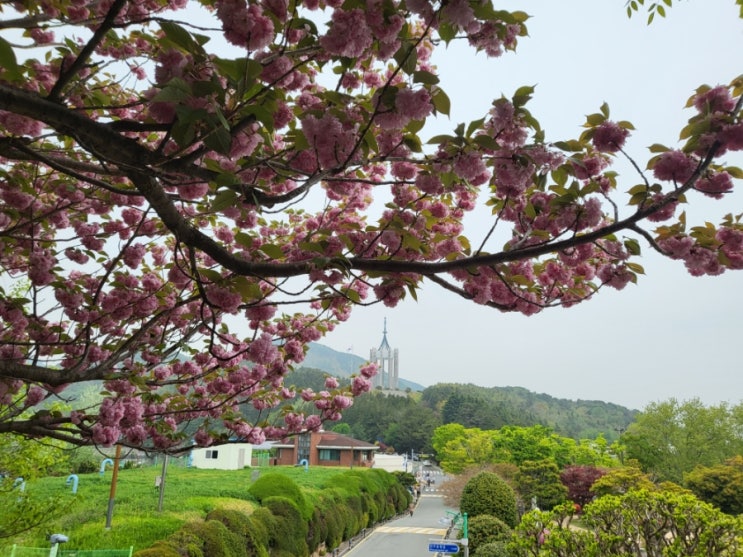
[159, 21, 202, 54]
[259, 244, 285, 259]
[553, 140, 584, 152]
[0, 37, 20, 80]
[213, 57, 252, 82]
[428, 134, 454, 145]
[393, 45, 417, 75]
[438, 22, 457, 44]
[466, 118, 486, 138]
[243, 105, 275, 132]
[234, 232, 254, 249]
[406, 118, 425, 134]
[624, 238, 642, 256]
[472, 135, 499, 150]
[512, 85, 535, 107]
[211, 189, 239, 212]
[403, 135, 422, 153]
[413, 70, 440, 85]
[151, 78, 192, 103]
[288, 17, 318, 36]
[585, 112, 606, 126]
[204, 126, 233, 154]
[232, 276, 263, 302]
[625, 261, 645, 274]
[431, 88, 451, 116]
[648, 143, 669, 153]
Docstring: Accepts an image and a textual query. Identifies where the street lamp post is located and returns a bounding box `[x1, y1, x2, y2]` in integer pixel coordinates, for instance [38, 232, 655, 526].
[444, 511, 469, 557]
[48, 534, 68, 557]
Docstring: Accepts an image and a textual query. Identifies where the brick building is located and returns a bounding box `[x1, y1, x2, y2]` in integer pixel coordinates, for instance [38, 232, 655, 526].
[272, 430, 379, 467]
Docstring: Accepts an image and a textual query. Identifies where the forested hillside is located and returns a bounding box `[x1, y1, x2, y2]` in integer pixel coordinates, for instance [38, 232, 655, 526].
[421, 383, 637, 441]
[286, 367, 637, 453]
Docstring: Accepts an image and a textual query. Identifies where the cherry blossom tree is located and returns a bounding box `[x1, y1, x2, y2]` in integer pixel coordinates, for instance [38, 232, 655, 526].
[0, 0, 741, 453]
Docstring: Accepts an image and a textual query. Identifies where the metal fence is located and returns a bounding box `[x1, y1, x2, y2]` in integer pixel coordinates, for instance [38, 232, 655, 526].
[6, 546, 133, 557]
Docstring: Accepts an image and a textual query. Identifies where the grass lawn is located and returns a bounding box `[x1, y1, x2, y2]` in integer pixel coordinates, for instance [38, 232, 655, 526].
[2, 462, 356, 554]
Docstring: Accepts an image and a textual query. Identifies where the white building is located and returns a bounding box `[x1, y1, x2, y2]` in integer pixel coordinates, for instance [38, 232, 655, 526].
[371, 453, 407, 473]
[190, 443, 254, 470]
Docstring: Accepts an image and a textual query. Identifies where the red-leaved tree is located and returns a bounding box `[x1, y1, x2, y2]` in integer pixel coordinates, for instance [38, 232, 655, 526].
[0, 0, 741, 453]
[560, 465, 607, 509]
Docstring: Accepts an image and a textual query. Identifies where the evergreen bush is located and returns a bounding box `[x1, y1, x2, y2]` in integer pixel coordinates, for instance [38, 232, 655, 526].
[263, 496, 309, 557]
[249, 507, 278, 550]
[206, 508, 268, 557]
[132, 540, 182, 557]
[248, 473, 312, 520]
[460, 472, 518, 527]
[466, 514, 512, 553]
[475, 541, 510, 557]
[188, 519, 247, 557]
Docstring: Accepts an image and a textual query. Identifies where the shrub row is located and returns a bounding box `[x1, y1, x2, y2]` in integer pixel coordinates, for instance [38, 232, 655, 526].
[134, 468, 411, 557]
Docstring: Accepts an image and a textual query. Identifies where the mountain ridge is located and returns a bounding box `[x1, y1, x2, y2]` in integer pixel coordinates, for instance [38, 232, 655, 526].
[302, 342, 637, 440]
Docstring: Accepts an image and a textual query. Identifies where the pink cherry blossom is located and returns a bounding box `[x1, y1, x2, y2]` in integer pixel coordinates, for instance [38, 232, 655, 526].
[592, 121, 630, 153]
[395, 88, 433, 121]
[652, 150, 697, 183]
[320, 9, 373, 58]
[694, 85, 736, 113]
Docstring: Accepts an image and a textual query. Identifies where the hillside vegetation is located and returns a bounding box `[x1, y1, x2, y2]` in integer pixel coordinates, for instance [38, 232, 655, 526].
[287, 367, 635, 448]
[1, 463, 410, 555]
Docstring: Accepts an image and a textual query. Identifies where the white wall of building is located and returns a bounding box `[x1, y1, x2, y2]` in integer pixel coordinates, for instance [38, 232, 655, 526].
[190, 443, 253, 470]
[372, 453, 407, 473]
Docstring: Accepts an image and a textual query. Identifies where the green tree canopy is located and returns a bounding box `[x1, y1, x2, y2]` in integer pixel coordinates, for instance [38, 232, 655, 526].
[623, 398, 743, 483]
[460, 472, 518, 528]
[685, 455, 743, 515]
[515, 459, 568, 511]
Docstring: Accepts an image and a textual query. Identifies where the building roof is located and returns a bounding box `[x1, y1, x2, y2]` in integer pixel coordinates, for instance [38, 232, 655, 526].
[316, 431, 379, 450]
[270, 431, 379, 451]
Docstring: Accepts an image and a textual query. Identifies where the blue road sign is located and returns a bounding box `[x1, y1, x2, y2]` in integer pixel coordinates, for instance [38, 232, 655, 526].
[428, 542, 459, 553]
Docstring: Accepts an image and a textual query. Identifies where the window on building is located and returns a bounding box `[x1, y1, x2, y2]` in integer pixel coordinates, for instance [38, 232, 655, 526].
[297, 433, 310, 463]
[319, 449, 341, 461]
[205, 450, 219, 459]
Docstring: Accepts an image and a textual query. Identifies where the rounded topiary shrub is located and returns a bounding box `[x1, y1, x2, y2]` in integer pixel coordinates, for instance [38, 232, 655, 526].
[460, 472, 518, 527]
[248, 473, 312, 520]
[466, 514, 512, 554]
[306, 504, 328, 554]
[132, 540, 181, 557]
[475, 541, 510, 557]
[249, 506, 277, 550]
[207, 508, 268, 557]
[191, 519, 248, 557]
[206, 508, 252, 537]
[165, 519, 246, 557]
[262, 495, 309, 557]
[317, 492, 344, 549]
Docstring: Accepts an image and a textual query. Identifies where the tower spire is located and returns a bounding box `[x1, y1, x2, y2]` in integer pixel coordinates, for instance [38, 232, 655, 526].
[370, 318, 398, 390]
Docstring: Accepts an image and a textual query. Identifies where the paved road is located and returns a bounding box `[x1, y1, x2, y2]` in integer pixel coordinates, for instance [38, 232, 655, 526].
[345, 488, 461, 557]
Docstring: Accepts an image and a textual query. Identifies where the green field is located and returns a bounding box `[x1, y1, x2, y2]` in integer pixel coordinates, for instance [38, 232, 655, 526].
[2, 462, 357, 554]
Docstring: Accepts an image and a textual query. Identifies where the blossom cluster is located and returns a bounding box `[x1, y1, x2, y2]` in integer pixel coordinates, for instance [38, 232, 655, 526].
[0, 0, 739, 454]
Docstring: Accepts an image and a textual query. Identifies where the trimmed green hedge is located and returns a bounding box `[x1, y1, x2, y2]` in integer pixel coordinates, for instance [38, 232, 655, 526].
[134, 468, 409, 557]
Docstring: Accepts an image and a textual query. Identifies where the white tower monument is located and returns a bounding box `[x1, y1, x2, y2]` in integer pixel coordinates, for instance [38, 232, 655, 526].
[369, 318, 399, 390]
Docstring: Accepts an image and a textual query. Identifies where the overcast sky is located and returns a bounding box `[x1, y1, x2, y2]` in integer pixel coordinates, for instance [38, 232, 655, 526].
[321, 1, 743, 411]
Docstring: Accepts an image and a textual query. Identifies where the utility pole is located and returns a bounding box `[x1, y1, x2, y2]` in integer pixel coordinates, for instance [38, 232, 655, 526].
[105, 445, 122, 529]
[157, 454, 169, 512]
